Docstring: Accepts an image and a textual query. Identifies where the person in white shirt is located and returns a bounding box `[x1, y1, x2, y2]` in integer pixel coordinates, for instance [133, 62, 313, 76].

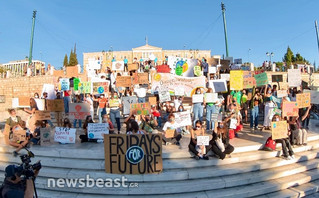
[162, 114, 182, 145]
[85, 94, 94, 119]
[134, 86, 147, 103]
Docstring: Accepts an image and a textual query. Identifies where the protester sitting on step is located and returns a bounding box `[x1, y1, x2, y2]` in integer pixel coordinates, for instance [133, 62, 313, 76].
[272, 114, 295, 160]
[6, 109, 22, 129]
[80, 115, 94, 143]
[206, 120, 234, 160]
[289, 106, 310, 146]
[140, 114, 158, 133]
[10, 120, 30, 157]
[189, 120, 209, 160]
[29, 120, 45, 145]
[162, 114, 182, 146]
[126, 120, 145, 134]
[62, 118, 72, 128]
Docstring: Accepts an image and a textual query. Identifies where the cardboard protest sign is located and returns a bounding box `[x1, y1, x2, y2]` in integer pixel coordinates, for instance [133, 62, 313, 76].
[282, 102, 299, 117]
[173, 111, 192, 127]
[197, 136, 210, 146]
[211, 113, 223, 122]
[92, 81, 110, 94]
[130, 103, 151, 115]
[112, 61, 124, 71]
[40, 128, 51, 146]
[104, 134, 163, 174]
[159, 91, 171, 103]
[54, 127, 76, 144]
[60, 78, 70, 91]
[109, 99, 120, 107]
[277, 90, 288, 98]
[69, 103, 91, 120]
[3, 124, 10, 136]
[18, 97, 30, 107]
[165, 129, 175, 138]
[34, 111, 51, 120]
[194, 66, 202, 76]
[208, 67, 217, 74]
[209, 79, 228, 93]
[116, 76, 132, 87]
[13, 130, 26, 141]
[122, 96, 137, 115]
[205, 93, 218, 103]
[288, 69, 301, 87]
[220, 74, 230, 81]
[79, 82, 92, 94]
[230, 70, 244, 90]
[192, 94, 204, 103]
[296, 92, 311, 108]
[73, 78, 80, 91]
[148, 97, 157, 106]
[156, 65, 170, 73]
[279, 82, 289, 90]
[254, 72, 269, 87]
[128, 63, 138, 71]
[46, 99, 64, 112]
[304, 90, 319, 104]
[271, 121, 288, 140]
[151, 73, 206, 97]
[243, 71, 256, 89]
[137, 73, 149, 84]
[88, 123, 108, 139]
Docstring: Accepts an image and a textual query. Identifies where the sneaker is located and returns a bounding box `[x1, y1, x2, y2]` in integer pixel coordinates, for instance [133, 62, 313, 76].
[13, 151, 18, 157]
[283, 156, 292, 160]
[290, 155, 295, 159]
[175, 142, 180, 146]
[195, 156, 200, 160]
[97, 139, 104, 143]
[203, 155, 209, 160]
[165, 142, 172, 146]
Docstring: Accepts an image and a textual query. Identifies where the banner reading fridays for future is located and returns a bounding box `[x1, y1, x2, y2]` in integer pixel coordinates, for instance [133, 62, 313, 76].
[151, 73, 206, 97]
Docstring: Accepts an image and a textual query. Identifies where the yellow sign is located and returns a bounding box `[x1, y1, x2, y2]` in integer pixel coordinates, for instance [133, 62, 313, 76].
[230, 70, 243, 90]
[296, 92, 311, 108]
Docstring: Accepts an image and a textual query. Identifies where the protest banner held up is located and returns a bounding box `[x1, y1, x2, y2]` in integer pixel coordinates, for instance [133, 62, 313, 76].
[116, 76, 132, 87]
[209, 79, 228, 93]
[40, 128, 51, 146]
[197, 136, 210, 146]
[128, 63, 138, 71]
[148, 97, 157, 106]
[109, 99, 120, 107]
[192, 94, 203, 103]
[18, 97, 30, 107]
[54, 127, 76, 144]
[92, 81, 110, 94]
[34, 111, 51, 120]
[282, 102, 299, 117]
[230, 70, 243, 90]
[13, 130, 26, 142]
[204, 93, 218, 103]
[60, 78, 70, 91]
[112, 61, 124, 71]
[271, 121, 288, 140]
[104, 134, 163, 174]
[122, 96, 137, 115]
[79, 82, 92, 94]
[159, 91, 171, 103]
[220, 74, 230, 81]
[156, 65, 170, 73]
[69, 103, 91, 120]
[254, 72, 269, 87]
[277, 90, 288, 98]
[130, 103, 151, 115]
[296, 92, 311, 108]
[288, 69, 301, 87]
[173, 111, 192, 128]
[243, 71, 256, 89]
[151, 73, 205, 97]
[88, 123, 108, 139]
[46, 99, 64, 112]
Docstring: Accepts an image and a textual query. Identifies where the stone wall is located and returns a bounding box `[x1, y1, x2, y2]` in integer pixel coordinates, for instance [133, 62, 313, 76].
[0, 76, 57, 112]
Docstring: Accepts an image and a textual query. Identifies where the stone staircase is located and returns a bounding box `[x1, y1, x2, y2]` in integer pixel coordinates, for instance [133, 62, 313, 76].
[0, 130, 319, 197]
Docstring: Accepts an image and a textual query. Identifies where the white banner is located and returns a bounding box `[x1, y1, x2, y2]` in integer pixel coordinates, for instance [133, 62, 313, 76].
[220, 74, 230, 81]
[205, 93, 218, 103]
[88, 123, 108, 139]
[54, 127, 76, 144]
[197, 136, 210, 146]
[192, 94, 204, 103]
[159, 91, 171, 103]
[122, 96, 138, 115]
[288, 69, 301, 87]
[208, 67, 217, 74]
[42, 84, 56, 99]
[173, 111, 192, 127]
[174, 87, 185, 96]
[112, 61, 124, 71]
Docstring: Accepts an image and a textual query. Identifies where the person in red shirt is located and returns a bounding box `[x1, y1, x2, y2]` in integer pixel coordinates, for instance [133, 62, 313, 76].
[93, 94, 108, 123]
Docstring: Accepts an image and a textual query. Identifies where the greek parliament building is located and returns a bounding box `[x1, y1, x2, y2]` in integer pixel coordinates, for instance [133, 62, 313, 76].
[83, 43, 211, 70]
[0, 59, 45, 76]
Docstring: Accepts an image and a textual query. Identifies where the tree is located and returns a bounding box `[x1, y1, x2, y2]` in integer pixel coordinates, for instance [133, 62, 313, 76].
[68, 44, 78, 66]
[283, 46, 295, 66]
[63, 54, 68, 67]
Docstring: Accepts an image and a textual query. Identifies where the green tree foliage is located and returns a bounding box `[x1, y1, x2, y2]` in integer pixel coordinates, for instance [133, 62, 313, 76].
[65, 44, 79, 66]
[283, 46, 295, 66]
[63, 54, 68, 66]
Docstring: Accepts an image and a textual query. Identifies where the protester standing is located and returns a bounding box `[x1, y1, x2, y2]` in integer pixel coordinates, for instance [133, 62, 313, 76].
[192, 88, 204, 126]
[109, 92, 122, 133]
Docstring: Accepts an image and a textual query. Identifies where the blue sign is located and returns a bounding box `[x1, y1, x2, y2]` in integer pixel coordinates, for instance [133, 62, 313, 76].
[97, 86, 104, 94]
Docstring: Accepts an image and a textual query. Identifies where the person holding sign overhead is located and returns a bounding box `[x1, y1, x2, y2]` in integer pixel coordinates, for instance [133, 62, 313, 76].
[192, 88, 204, 127]
[189, 120, 209, 160]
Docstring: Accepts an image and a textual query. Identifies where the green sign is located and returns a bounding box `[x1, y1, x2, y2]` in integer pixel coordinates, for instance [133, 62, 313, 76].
[73, 78, 80, 91]
[194, 66, 202, 77]
[79, 82, 91, 93]
[254, 72, 269, 87]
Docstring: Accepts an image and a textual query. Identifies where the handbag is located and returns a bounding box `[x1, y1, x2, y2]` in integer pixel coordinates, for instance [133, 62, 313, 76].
[215, 133, 225, 152]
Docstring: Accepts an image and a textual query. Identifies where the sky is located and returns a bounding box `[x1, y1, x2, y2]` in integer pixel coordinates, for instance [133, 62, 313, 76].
[0, 0, 319, 69]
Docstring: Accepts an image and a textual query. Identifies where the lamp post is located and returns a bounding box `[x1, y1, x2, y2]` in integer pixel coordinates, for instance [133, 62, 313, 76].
[266, 52, 274, 71]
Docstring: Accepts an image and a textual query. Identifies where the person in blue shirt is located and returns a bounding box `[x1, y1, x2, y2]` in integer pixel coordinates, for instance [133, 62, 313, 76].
[112, 57, 116, 62]
[124, 56, 128, 72]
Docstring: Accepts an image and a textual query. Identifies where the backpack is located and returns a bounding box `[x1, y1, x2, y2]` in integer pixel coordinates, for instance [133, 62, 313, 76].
[263, 136, 276, 151]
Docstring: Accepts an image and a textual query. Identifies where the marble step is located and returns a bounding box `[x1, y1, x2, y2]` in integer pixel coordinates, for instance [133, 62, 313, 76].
[1, 156, 319, 195]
